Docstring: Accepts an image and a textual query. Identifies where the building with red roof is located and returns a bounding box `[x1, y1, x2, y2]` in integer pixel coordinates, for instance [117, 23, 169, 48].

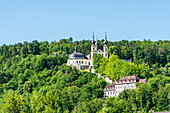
[104, 75, 147, 97]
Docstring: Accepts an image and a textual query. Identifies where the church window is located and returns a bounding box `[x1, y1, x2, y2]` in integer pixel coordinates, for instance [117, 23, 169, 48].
[89, 62, 90, 65]
[76, 61, 78, 64]
[93, 47, 95, 51]
[82, 61, 83, 64]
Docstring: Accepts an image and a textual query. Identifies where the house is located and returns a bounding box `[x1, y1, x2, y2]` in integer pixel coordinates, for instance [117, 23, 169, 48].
[104, 75, 147, 97]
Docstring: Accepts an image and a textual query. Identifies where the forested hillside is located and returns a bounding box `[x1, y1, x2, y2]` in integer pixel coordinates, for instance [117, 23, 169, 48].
[0, 38, 169, 112]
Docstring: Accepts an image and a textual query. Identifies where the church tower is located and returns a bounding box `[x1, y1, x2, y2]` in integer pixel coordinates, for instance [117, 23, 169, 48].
[91, 32, 96, 60]
[103, 32, 108, 58]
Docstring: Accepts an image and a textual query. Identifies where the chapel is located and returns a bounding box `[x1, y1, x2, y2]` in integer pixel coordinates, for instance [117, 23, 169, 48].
[66, 32, 108, 71]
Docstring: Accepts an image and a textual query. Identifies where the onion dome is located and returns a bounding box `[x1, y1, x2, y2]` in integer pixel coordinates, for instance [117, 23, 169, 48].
[91, 32, 95, 45]
[69, 47, 87, 59]
[104, 32, 108, 45]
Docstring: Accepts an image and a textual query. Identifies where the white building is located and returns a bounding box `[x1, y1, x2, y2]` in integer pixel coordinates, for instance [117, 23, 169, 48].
[104, 75, 147, 97]
[67, 32, 109, 71]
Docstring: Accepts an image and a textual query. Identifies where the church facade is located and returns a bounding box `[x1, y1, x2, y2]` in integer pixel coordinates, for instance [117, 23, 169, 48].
[67, 32, 108, 71]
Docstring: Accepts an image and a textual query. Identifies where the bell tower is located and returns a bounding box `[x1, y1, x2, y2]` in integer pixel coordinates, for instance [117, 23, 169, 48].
[103, 32, 108, 58]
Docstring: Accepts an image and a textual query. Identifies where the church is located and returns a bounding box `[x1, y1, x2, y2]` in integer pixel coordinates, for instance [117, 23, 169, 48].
[67, 32, 109, 71]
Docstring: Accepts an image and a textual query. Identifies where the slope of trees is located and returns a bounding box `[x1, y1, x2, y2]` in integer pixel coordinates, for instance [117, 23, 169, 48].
[0, 53, 106, 112]
[0, 38, 169, 112]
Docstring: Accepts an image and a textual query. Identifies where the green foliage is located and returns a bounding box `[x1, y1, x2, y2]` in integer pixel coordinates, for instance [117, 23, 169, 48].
[0, 39, 169, 112]
[93, 54, 151, 80]
[0, 50, 106, 112]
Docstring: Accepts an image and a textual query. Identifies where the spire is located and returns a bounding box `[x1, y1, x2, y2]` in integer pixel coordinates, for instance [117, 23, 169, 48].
[104, 32, 108, 45]
[105, 32, 107, 41]
[93, 31, 95, 40]
[91, 31, 95, 45]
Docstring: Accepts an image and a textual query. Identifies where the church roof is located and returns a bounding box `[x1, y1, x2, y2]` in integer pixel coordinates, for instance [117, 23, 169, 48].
[69, 47, 87, 59]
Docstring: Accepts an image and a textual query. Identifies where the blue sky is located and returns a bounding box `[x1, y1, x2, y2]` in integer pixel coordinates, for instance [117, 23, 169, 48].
[0, 0, 170, 46]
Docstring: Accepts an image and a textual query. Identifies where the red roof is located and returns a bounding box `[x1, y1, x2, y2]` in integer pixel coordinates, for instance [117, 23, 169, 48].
[105, 83, 115, 88]
[117, 75, 141, 82]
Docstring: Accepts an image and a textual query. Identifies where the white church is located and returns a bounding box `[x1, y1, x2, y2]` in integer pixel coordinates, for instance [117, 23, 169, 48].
[67, 32, 109, 71]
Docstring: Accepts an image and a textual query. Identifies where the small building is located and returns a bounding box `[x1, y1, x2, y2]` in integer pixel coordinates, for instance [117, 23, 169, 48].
[104, 75, 147, 97]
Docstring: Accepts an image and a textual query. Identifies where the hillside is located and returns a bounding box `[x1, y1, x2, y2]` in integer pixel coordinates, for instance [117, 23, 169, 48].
[0, 39, 169, 112]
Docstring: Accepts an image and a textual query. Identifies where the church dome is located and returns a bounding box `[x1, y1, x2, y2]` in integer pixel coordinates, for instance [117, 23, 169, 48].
[69, 47, 87, 59]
